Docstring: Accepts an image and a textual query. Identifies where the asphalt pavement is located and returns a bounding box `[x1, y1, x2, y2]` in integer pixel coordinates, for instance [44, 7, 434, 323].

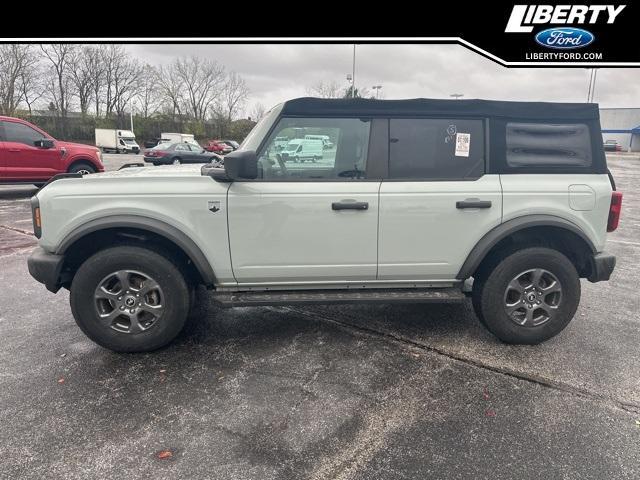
[0, 153, 639, 479]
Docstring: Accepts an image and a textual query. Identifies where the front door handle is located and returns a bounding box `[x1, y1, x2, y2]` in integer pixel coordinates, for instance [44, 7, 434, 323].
[456, 199, 492, 209]
[332, 201, 369, 211]
[8, 148, 21, 153]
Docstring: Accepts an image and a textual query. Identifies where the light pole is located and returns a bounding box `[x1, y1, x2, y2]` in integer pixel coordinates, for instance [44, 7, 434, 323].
[130, 100, 135, 132]
[351, 44, 356, 98]
[372, 85, 382, 99]
[450, 93, 464, 100]
[587, 68, 599, 103]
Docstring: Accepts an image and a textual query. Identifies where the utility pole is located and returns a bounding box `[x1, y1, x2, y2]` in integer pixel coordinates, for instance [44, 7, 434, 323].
[450, 93, 464, 100]
[372, 85, 382, 98]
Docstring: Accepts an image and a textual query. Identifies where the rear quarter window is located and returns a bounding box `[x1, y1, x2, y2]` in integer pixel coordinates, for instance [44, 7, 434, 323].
[506, 123, 592, 167]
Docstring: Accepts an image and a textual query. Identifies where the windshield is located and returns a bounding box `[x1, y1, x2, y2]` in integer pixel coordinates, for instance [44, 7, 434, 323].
[152, 142, 174, 150]
[123, 139, 137, 145]
[239, 103, 284, 151]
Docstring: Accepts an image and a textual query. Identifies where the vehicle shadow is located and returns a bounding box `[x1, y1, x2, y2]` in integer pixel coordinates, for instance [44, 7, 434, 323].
[0, 186, 39, 200]
[176, 286, 488, 350]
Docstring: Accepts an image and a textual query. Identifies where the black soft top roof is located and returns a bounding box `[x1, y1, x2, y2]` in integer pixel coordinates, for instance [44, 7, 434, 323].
[281, 97, 600, 121]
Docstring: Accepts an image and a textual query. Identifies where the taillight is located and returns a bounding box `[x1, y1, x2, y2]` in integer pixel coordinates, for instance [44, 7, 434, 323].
[607, 191, 623, 232]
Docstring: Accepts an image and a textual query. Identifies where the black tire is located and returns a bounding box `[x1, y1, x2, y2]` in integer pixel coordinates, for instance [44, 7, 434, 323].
[68, 162, 96, 175]
[472, 247, 580, 345]
[70, 246, 190, 353]
[152, 162, 160, 166]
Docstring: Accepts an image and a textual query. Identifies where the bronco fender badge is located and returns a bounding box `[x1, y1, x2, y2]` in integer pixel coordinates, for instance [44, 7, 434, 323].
[208, 201, 221, 213]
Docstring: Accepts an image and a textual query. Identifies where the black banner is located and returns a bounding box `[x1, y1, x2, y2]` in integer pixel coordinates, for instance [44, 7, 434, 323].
[2, 1, 638, 66]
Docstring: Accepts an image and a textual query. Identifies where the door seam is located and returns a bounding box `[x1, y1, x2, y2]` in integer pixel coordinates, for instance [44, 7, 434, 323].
[225, 183, 238, 284]
[375, 180, 383, 280]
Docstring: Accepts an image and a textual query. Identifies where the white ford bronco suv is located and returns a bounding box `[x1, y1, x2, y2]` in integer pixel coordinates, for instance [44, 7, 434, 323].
[27, 98, 622, 352]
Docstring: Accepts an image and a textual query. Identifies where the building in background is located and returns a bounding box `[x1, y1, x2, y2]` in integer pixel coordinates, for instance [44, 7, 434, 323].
[600, 108, 640, 152]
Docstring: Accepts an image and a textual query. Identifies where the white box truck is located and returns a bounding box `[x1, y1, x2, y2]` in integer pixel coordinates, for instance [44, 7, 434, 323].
[160, 133, 200, 146]
[95, 129, 140, 154]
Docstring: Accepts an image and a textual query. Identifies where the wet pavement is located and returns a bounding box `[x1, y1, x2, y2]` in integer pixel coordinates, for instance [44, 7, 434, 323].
[0, 154, 639, 479]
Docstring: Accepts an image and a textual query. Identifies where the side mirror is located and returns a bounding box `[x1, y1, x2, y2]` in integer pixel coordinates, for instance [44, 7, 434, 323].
[223, 149, 258, 180]
[201, 150, 257, 182]
[34, 139, 54, 149]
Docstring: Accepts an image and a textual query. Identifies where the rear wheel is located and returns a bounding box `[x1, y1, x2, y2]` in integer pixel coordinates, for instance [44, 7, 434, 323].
[68, 162, 96, 175]
[70, 246, 190, 352]
[472, 247, 580, 344]
[172, 157, 182, 165]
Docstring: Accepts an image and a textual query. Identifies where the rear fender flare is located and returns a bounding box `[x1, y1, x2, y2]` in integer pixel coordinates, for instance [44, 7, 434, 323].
[456, 214, 596, 280]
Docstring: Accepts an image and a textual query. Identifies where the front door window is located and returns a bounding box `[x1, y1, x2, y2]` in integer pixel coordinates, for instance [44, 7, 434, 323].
[256, 117, 371, 180]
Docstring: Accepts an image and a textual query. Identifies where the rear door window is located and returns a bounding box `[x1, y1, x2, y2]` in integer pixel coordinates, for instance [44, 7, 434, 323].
[388, 119, 485, 179]
[506, 123, 592, 167]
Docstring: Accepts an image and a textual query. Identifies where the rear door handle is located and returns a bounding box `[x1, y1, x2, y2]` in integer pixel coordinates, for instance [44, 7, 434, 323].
[8, 148, 21, 152]
[332, 201, 369, 211]
[456, 199, 492, 209]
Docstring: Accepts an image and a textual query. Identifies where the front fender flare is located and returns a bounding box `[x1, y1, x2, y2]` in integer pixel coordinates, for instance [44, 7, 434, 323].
[456, 214, 596, 280]
[56, 215, 216, 286]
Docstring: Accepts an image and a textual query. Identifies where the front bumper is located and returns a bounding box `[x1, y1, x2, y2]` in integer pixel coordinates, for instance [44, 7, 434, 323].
[588, 252, 616, 283]
[27, 247, 65, 293]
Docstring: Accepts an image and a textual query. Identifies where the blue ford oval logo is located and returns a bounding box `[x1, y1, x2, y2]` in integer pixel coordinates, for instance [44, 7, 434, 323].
[535, 28, 594, 49]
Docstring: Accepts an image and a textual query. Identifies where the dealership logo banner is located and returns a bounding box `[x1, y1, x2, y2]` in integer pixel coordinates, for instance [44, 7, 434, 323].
[2, 1, 638, 67]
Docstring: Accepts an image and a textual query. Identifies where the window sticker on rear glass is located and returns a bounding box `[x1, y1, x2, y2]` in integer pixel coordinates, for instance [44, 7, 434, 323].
[455, 133, 470, 157]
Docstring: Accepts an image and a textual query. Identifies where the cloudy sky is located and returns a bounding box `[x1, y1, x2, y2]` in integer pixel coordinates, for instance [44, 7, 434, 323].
[126, 44, 640, 116]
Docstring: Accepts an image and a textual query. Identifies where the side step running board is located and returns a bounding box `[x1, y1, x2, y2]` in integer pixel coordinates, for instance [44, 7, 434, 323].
[212, 288, 465, 308]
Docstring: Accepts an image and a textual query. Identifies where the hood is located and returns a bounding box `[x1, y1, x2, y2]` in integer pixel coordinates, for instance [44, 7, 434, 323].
[82, 164, 205, 179]
[57, 140, 100, 152]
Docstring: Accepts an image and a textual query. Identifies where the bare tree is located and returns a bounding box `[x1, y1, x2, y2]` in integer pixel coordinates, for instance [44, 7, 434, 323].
[0, 44, 39, 115]
[174, 56, 226, 121]
[20, 64, 44, 116]
[250, 102, 267, 121]
[136, 65, 161, 118]
[99, 45, 142, 121]
[112, 58, 143, 118]
[220, 71, 249, 122]
[68, 46, 98, 116]
[101, 45, 123, 116]
[156, 63, 185, 119]
[40, 44, 75, 118]
[307, 80, 341, 99]
[88, 46, 107, 117]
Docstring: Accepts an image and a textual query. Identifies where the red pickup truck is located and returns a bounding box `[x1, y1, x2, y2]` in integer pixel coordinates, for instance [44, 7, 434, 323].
[0, 116, 104, 186]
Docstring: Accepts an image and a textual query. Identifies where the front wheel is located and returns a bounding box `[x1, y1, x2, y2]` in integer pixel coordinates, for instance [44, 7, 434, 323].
[68, 162, 96, 175]
[70, 246, 191, 352]
[472, 247, 580, 344]
[172, 157, 181, 165]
